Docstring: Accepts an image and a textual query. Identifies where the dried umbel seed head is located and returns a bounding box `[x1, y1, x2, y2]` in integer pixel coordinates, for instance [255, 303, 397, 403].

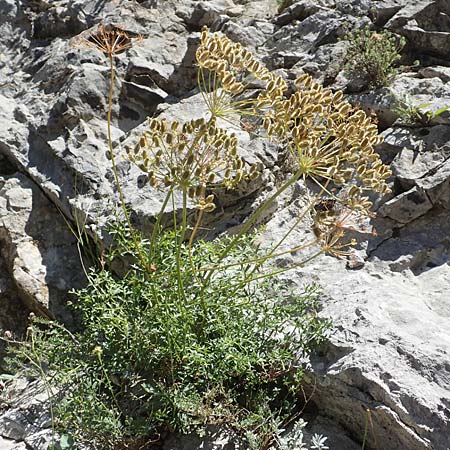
[318, 228, 358, 258]
[126, 117, 261, 211]
[196, 27, 287, 121]
[311, 187, 378, 258]
[264, 73, 391, 214]
[312, 209, 356, 258]
[73, 24, 143, 57]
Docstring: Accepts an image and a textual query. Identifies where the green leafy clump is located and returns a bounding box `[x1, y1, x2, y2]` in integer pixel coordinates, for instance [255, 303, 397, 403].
[8, 223, 329, 449]
[342, 26, 405, 88]
[262, 419, 330, 450]
[392, 94, 450, 126]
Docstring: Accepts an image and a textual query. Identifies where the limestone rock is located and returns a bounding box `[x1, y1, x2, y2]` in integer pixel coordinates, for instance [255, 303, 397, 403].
[0, 378, 54, 450]
[378, 186, 433, 223]
[265, 207, 450, 450]
[346, 88, 398, 129]
[272, 1, 326, 26]
[419, 65, 450, 83]
[346, 74, 450, 129]
[380, 125, 450, 219]
[0, 436, 23, 450]
[0, 0, 270, 247]
[417, 158, 450, 209]
[181, 0, 243, 28]
[371, 0, 418, 26]
[288, 41, 348, 85]
[0, 173, 86, 323]
[386, 0, 450, 59]
[265, 8, 354, 55]
[392, 75, 450, 125]
[234, 0, 279, 21]
[219, 20, 269, 48]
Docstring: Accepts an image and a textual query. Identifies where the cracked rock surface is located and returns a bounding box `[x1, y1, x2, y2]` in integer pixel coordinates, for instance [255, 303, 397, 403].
[0, 172, 86, 323]
[0, 0, 449, 449]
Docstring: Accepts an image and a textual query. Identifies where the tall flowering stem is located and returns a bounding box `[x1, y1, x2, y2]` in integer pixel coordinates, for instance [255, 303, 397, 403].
[74, 24, 144, 258]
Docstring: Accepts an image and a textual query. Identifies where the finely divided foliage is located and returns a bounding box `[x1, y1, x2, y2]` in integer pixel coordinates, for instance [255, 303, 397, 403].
[7, 26, 392, 450]
[342, 26, 405, 88]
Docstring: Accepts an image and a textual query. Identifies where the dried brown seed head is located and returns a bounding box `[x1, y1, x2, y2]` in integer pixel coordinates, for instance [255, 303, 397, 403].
[73, 24, 143, 57]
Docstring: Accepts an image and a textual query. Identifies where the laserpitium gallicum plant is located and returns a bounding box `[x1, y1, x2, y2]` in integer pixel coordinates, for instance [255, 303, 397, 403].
[6, 25, 392, 450]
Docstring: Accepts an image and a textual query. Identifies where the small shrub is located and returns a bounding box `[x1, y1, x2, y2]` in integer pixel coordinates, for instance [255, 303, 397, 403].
[343, 26, 405, 88]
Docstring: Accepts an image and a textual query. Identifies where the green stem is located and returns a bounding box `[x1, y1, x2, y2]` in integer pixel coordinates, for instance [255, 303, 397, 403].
[361, 409, 369, 450]
[171, 190, 191, 352]
[181, 187, 188, 245]
[253, 178, 331, 271]
[199, 238, 319, 274]
[218, 246, 324, 306]
[187, 208, 205, 292]
[172, 191, 186, 305]
[204, 169, 303, 283]
[237, 249, 324, 284]
[95, 352, 123, 421]
[27, 335, 56, 448]
[146, 189, 173, 310]
[107, 54, 131, 229]
[149, 189, 172, 260]
[189, 209, 204, 250]
[107, 54, 152, 272]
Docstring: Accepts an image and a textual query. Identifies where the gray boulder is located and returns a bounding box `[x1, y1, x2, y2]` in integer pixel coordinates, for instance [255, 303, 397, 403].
[370, 0, 420, 26]
[386, 0, 450, 59]
[265, 8, 352, 55]
[419, 65, 450, 83]
[0, 377, 54, 450]
[346, 74, 450, 129]
[0, 172, 86, 323]
[380, 125, 450, 218]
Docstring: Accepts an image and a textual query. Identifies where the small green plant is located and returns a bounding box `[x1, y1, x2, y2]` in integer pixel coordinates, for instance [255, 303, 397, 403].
[5, 25, 393, 450]
[342, 26, 405, 88]
[392, 93, 450, 126]
[277, 419, 329, 450]
[247, 418, 330, 450]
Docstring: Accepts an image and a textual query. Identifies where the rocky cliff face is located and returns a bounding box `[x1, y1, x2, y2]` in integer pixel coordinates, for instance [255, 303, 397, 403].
[0, 0, 449, 449]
